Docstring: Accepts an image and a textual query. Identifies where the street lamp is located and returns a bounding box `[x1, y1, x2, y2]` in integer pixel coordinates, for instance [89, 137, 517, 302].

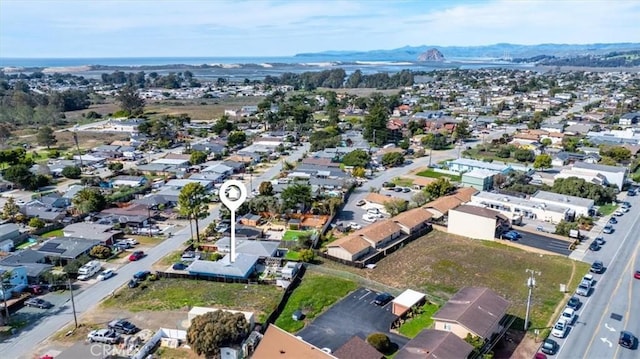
[524, 269, 541, 330]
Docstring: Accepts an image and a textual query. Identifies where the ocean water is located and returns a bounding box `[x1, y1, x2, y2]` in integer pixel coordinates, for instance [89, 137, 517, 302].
[0, 56, 534, 80]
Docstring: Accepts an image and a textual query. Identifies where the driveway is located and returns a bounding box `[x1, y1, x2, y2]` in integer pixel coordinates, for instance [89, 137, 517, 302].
[297, 287, 409, 351]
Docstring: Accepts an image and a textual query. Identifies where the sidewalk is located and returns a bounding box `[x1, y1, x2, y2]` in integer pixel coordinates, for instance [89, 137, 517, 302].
[569, 216, 607, 262]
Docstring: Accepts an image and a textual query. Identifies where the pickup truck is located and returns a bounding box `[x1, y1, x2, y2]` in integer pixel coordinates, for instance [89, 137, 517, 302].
[87, 329, 120, 344]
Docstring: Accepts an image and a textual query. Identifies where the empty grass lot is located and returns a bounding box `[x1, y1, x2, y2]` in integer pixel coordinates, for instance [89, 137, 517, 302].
[275, 272, 358, 333]
[397, 303, 440, 338]
[326, 231, 589, 332]
[598, 203, 618, 216]
[102, 279, 282, 320]
[283, 230, 313, 241]
[416, 168, 461, 181]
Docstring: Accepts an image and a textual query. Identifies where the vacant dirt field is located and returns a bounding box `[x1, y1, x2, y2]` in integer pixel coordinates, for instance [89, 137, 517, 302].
[146, 97, 261, 121]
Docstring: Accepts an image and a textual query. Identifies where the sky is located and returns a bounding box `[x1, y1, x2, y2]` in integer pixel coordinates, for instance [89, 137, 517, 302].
[1, 0, 639, 58]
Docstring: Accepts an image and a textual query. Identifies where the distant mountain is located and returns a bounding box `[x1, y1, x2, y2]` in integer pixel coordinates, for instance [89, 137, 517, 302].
[295, 43, 640, 61]
[417, 48, 445, 62]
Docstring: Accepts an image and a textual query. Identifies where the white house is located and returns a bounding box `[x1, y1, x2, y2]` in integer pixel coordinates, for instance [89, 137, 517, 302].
[530, 191, 595, 218]
[469, 191, 572, 224]
[555, 162, 628, 189]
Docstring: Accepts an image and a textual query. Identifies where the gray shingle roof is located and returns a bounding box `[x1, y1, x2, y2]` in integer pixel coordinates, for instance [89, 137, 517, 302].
[186, 254, 258, 279]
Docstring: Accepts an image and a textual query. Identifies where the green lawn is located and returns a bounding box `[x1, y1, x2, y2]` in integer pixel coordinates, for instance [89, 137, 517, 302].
[284, 250, 301, 261]
[598, 203, 618, 216]
[398, 303, 440, 338]
[40, 229, 63, 238]
[158, 250, 184, 266]
[283, 230, 313, 241]
[416, 169, 461, 181]
[392, 177, 414, 187]
[275, 272, 358, 333]
[102, 278, 282, 318]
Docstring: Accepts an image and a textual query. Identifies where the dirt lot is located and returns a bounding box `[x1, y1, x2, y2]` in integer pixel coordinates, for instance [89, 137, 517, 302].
[146, 97, 261, 121]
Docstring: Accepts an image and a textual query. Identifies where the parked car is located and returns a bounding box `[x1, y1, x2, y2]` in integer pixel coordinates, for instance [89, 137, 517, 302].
[128, 279, 139, 288]
[393, 187, 403, 192]
[24, 298, 53, 309]
[181, 251, 200, 261]
[603, 225, 614, 234]
[551, 319, 569, 338]
[567, 296, 581, 310]
[362, 214, 377, 223]
[97, 269, 115, 281]
[621, 207, 630, 213]
[373, 292, 393, 306]
[108, 319, 139, 334]
[123, 238, 139, 246]
[608, 217, 618, 224]
[594, 237, 606, 246]
[540, 338, 558, 355]
[349, 222, 362, 230]
[613, 210, 624, 217]
[114, 240, 131, 250]
[133, 270, 151, 280]
[561, 307, 576, 325]
[129, 251, 145, 261]
[26, 284, 44, 295]
[576, 281, 591, 297]
[589, 242, 601, 251]
[502, 231, 520, 241]
[402, 187, 411, 193]
[619, 331, 637, 349]
[87, 329, 120, 344]
[355, 199, 366, 206]
[590, 260, 604, 273]
[634, 270, 640, 280]
[172, 262, 188, 270]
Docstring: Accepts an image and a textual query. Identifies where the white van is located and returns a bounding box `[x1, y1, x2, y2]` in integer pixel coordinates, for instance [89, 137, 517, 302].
[77, 260, 102, 280]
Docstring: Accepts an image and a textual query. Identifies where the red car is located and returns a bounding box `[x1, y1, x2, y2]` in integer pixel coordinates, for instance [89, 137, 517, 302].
[129, 251, 144, 261]
[634, 270, 640, 279]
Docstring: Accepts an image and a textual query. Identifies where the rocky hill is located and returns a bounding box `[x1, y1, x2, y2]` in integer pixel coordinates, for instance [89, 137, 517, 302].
[417, 48, 445, 62]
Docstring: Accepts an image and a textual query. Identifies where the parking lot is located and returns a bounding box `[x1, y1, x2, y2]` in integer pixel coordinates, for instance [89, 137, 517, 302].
[500, 230, 573, 256]
[336, 186, 416, 229]
[297, 287, 409, 351]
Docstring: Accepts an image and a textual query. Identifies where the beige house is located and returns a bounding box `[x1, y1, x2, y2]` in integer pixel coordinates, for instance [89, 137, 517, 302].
[447, 205, 509, 241]
[253, 324, 336, 359]
[326, 220, 402, 261]
[432, 287, 510, 341]
[392, 208, 433, 235]
[423, 187, 478, 219]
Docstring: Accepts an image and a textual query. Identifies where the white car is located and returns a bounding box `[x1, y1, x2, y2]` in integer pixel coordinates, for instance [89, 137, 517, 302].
[97, 269, 115, 281]
[560, 307, 576, 325]
[349, 222, 362, 230]
[123, 238, 139, 246]
[551, 319, 569, 338]
[362, 214, 377, 223]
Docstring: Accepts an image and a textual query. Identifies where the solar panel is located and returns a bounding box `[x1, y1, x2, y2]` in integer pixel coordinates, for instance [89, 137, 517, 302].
[39, 242, 65, 254]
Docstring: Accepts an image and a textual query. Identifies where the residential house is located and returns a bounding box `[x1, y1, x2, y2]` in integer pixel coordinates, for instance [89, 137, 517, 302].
[432, 287, 510, 341]
[192, 142, 227, 158]
[392, 208, 433, 235]
[151, 158, 190, 169]
[214, 238, 279, 258]
[555, 162, 628, 190]
[202, 163, 234, 178]
[326, 220, 402, 261]
[358, 220, 403, 249]
[447, 205, 509, 240]
[619, 112, 640, 126]
[447, 158, 513, 175]
[253, 324, 336, 359]
[0, 249, 52, 282]
[33, 193, 71, 209]
[0, 266, 28, 300]
[37, 237, 102, 263]
[334, 336, 383, 359]
[111, 175, 147, 188]
[240, 213, 262, 227]
[165, 178, 215, 191]
[222, 160, 246, 173]
[326, 235, 372, 262]
[394, 329, 474, 359]
[62, 223, 121, 245]
[20, 203, 66, 223]
[552, 151, 600, 166]
[423, 188, 477, 219]
[186, 254, 258, 280]
[99, 204, 154, 228]
[0, 223, 20, 243]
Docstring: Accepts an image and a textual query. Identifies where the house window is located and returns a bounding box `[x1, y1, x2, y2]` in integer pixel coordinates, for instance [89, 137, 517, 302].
[444, 323, 451, 331]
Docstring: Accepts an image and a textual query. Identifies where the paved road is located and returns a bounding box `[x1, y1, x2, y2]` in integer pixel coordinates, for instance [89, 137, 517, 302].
[555, 194, 640, 358]
[2, 144, 309, 359]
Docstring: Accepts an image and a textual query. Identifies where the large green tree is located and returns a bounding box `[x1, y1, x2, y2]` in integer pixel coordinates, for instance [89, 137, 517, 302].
[189, 150, 207, 165]
[421, 133, 448, 150]
[178, 182, 209, 244]
[2, 197, 20, 220]
[61, 165, 82, 179]
[258, 181, 273, 196]
[187, 310, 249, 358]
[453, 120, 471, 142]
[227, 131, 247, 147]
[72, 188, 107, 213]
[381, 152, 405, 167]
[36, 126, 57, 149]
[116, 86, 145, 116]
[424, 178, 456, 201]
[281, 184, 312, 212]
[363, 101, 388, 146]
[342, 149, 370, 168]
[533, 154, 552, 170]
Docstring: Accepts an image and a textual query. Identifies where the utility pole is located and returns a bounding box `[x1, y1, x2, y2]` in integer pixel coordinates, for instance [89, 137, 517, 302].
[524, 269, 540, 330]
[68, 278, 78, 329]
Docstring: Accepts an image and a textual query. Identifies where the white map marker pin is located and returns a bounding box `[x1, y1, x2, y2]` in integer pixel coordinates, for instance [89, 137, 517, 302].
[219, 180, 247, 263]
